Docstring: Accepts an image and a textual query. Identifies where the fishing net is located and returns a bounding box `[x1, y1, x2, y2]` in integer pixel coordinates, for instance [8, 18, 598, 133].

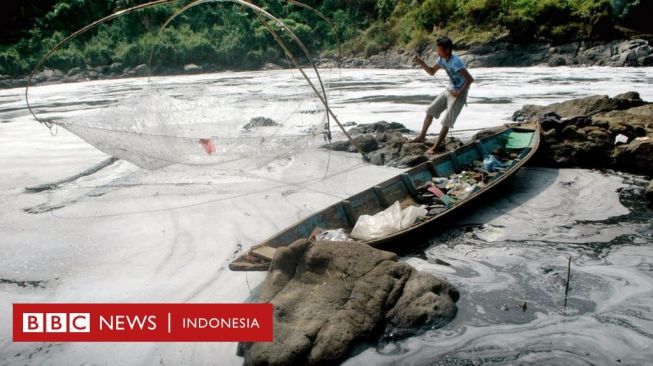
[60, 74, 329, 170]
[27, 0, 349, 175]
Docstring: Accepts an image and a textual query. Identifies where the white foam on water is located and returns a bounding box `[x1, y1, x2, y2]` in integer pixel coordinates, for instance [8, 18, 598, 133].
[1, 67, 652, 364]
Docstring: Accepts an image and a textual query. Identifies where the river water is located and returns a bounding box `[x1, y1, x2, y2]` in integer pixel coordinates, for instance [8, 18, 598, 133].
[0, 67, 652, 365]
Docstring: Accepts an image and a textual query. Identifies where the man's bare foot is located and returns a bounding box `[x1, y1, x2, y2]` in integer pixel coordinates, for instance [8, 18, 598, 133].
[409, 136, 426, 143]
[425, 146, 446, 155]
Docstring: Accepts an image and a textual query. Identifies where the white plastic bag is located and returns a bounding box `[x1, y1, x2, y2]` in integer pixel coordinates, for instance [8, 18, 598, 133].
[350, 201, 427, 240]
[401, 205, 428, 228]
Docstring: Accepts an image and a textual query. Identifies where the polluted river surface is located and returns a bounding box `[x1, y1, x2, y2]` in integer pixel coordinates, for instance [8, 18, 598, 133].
[1, 67, 652, 365]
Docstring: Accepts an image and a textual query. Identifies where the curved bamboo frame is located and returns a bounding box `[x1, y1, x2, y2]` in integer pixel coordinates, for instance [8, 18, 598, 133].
[146, 0, 345, 146]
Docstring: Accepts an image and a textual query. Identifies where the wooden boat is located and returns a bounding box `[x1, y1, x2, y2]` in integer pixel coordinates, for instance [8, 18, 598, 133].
[229, 123, 541, 271]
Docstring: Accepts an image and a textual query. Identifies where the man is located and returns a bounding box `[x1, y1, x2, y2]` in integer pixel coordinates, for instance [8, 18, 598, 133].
[411, 37, 474, 154]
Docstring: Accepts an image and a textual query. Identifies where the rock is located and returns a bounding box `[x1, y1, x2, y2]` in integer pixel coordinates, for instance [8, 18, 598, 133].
[582, 126, 611, 143]
[512, 92, 648, 121]
[646, 180, 653, 204]
[561, 125, 586, 140]
[31, 72, 46, 84]
[543, 128, 557, 138]
[613, 91, 645, 108]
[461, 42, 551, 68]
[67, 67, 82, 76]
[130, 64, 149, 77]
[367, 150, 385, 166]
[548, 56, 567, 66]
[590, 119, 609, 129]
[109, 62, 124, 73]
[534, 119, 614, 169]
[608, 122, 636, 140]
[63, 73, 84, 83]
[263, 63, 282, 70]
[183, 63, 202, 73]
[639, 55, 653, 66]
[0, 78, 27, 89]
[384, 270, 458, 333]
[513, 95, 616, 120]
[348, 134, 378, 153]
[635, 45, 652, 59]
[0, 74, 8, 80]
[348, 121, 412, 135]
[201, 63, 218, 72]
[324, 122, 463, 167]
[324, 140, 350, 152]
[593, 104, 653, 137]
[322, 38, 650, 70]
[240, 239, 458, 366]
[43, 69, 63, 80]
[612, 139, 653, 176]
[399, 142, 428, 160]
[243, 116, 280, 130]
[619, 50, 639, 66]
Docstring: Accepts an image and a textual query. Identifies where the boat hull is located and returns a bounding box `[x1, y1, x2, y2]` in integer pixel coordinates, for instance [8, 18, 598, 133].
[230, 123, 541, 271]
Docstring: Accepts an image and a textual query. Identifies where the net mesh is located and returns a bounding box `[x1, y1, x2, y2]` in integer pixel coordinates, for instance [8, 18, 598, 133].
[60, 76, 329, 171]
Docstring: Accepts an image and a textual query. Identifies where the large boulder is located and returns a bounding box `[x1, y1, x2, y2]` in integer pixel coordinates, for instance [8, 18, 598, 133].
[241, 239, 459, 366]
[511, 92, 653, 178]
[593, 104, 653, 139]
[612, 139, 653, 176]
[512, 92, 646, 121]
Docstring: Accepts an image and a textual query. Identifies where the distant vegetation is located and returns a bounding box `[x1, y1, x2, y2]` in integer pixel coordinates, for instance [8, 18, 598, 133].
[1, 0, 651, 76]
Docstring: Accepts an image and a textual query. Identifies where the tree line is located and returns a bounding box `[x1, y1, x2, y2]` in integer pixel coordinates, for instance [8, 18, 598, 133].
[0, 0, 650, 76]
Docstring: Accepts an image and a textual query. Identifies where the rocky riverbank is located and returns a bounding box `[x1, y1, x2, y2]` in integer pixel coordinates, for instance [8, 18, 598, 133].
[325, 91, 653, 204]
[325, 38, 653, 69]
[0, 61, 275, 90]
[2, 38, 651, 90]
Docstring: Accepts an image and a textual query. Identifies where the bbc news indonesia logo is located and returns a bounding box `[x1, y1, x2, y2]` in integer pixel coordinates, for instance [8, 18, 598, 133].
[13, 303, 273, 342]
[23, 312, 91, 333]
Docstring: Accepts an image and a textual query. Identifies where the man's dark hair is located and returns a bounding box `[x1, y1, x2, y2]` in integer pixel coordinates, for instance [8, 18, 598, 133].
[436, 37, 454, 51]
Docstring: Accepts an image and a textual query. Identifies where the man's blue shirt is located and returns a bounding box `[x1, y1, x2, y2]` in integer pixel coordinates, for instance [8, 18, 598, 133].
[436, 54, 466, 91]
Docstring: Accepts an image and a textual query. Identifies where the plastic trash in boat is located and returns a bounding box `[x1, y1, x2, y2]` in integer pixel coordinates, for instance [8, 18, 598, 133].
[350, 201, 428, 240]
[483, 154, 508, 172]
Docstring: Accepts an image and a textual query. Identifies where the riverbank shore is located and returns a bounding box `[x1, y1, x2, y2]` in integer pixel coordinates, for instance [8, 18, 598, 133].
[2, 38, 651, 90]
